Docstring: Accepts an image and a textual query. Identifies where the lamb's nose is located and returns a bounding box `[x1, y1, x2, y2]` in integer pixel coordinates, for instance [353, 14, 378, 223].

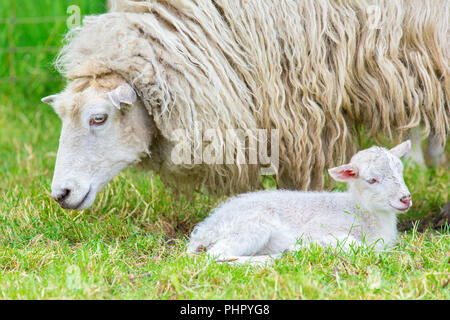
[53, 189, 70, 203]
[400, 195, 412, 206]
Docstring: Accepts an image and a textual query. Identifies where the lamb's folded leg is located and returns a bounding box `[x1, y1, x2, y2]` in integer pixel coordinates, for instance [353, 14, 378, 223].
[206, 230, 272, 258]
[203, 227, 275, 265]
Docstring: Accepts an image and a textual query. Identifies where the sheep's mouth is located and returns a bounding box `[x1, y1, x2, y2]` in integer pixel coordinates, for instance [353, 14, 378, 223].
[61, 187, 92, 210]
[74, 188, 92, 209]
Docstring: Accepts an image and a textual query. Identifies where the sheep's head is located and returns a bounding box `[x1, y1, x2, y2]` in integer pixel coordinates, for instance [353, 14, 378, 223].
[328, 141, 412, 214]
[42, 78, 153, 210]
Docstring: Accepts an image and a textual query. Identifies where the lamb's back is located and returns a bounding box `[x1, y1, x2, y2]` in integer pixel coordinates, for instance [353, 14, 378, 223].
[211, 189, 356, 226]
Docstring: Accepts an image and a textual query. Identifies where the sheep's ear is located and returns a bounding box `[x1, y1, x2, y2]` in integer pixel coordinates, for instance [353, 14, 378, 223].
[390, 140, 411, 158]
[107, 83, 137, 109]
[328, 164, 359, 182]
[41, 94, 60, 107]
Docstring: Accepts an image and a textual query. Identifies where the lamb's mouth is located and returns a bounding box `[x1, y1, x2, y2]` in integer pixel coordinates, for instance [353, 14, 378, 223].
[389, 204, 409, 212]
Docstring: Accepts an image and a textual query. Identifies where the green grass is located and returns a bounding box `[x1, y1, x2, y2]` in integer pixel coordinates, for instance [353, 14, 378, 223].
[0, 0, 449, 300]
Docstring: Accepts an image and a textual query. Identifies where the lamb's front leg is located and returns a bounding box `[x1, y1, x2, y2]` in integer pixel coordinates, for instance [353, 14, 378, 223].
[334, 234, 361, 252]
[287, 234, 361, 253]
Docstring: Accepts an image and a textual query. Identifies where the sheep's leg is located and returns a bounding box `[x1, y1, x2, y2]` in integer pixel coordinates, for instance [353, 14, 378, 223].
[277, 171, 296, 190]
[427, 134, 446, 166]
[405, 128, 446, 167]
[405, 128, 426, 167]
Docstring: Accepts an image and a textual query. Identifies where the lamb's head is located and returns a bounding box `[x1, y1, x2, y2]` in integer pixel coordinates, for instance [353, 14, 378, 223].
[42, 77, 153, 210]
[328, 141, 412, 214]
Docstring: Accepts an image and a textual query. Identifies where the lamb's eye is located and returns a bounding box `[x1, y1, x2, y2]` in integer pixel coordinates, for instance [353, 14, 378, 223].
[367, 178, 378, 184]
[89, 114, 108, 126]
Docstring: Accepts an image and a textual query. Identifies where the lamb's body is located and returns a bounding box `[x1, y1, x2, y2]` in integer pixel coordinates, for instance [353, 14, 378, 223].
[187, 141, 413, 264]
[187, 190, 397, 257]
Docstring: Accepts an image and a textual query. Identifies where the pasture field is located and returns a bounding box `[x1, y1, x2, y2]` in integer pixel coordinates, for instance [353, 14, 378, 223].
[0, 0, 448, 299]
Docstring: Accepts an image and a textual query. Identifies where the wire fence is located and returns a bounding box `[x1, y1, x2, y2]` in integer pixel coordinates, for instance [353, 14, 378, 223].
[0, 0, 107, 86]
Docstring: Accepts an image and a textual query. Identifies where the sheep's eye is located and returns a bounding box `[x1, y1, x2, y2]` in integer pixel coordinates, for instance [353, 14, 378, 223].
[89, 114, 108, 126]
[367, 178, 378, 184]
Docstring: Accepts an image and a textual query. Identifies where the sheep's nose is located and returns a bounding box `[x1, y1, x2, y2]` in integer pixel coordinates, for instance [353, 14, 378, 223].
[400, 195, 412, 206]
[53, 189, 70, 203]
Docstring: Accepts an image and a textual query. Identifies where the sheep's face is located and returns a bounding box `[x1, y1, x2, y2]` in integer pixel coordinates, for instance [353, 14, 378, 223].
[329, 141, 412, 214]
[42, 82, 152, 210]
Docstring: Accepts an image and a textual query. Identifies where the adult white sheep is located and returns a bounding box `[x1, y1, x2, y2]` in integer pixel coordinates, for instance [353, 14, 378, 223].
[42, 0, 448, 210]
[187, 141, 413, 264]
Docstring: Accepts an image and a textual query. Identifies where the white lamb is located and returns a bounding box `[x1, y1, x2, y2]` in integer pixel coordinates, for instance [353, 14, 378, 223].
[187, 141, 413, 264]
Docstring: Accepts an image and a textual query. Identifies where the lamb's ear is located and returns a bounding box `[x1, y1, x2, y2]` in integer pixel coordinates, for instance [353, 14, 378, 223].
[328, 164, 359, 182]
[41, 94, 60, 107]
[389, 140, 411, 158]
[107, 83, 137, 109]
